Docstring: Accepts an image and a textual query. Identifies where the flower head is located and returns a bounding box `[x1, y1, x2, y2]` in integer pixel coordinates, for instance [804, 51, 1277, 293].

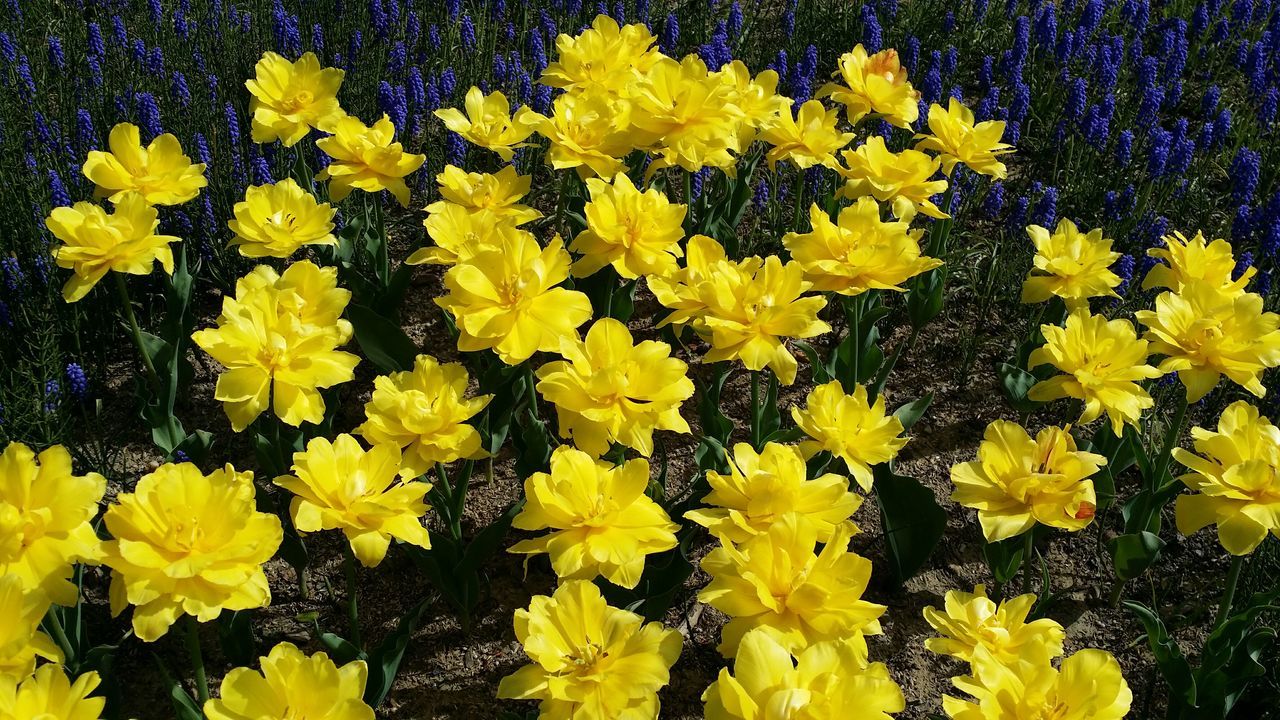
[685, 442, 862, 544]
[784, 198, 941, 296]
[317, 114, 425, 206]
[0, 665, 105, 720]
[924, 586, 1065, 666]
[1142, 230, 1255, 294]
[535, 319, 692, 456]
[759, 99, 853, 170]
[631, 56, 747, 174]
[951, 421, 1102, 542]
[819, 46, 920, 128]
[426, 164, 540, 226]
[509, 447, 679, 588]
[1028, 309, 1162, 434]
[102, 463, 282, 641]
[571, 173, 687, 279]
[790, 381, 907, 491]
[944, 647, 1131, 720]
[497, 580, 682, 718]
[647, 235, 749, 331]
[408, 205, 527, 267]
[205, 642, 374, 720]
[245, 51, 346, 146]
[1021, 219, 1122, 308]
[228, 178, 337, 258]
[357, 355, 491, 478]
[81, 122, 207, 205]
[0, 443, 104, 605]
[523, 92, 634, 178]
[435, 87, 537, 161]
[1174, 401, 1280, 555]
[915, 98, 1013, 178]
[837, 136, 949, 219]
[0, 575, 61, 678]
[699, 515, 885, 656]
[192, 262, 359, 432]
[46, 192, 181, 302]
[540, 16, 662, 97]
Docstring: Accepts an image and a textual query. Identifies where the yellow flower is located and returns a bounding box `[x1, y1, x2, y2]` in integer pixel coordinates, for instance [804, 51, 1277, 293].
[540, 15, 662, 97]
[317, 114, 425, 206]
[228, 179, 337, 258]
[435, 232, 592, 364]
[1142, 230, 1255, 294]
[0, 443, 104, 606]
[1136, 282, 1280, 403]
[1028, 309, 1162, 435]
[715, 61, 789, 147]
[944, 646, 1131, 720]
[923, 585, 1065, 666]
[790, 381, 907, 491]
[647, 235, 759, 331]
[81, 122, 207, 205]
[1173, 401, 1280, 555]
[356, 354, 492, 479]
[0, 665, 105, 720]
[102, 462, 282, 642]
[0, 575, 61, 679]
[46, 192, 181, 302]
[1021, 219, 1122, 308]
[522, 92, 635, 178]
[699, 515, 885, 656]
[497, 580, 682, 718]
[205, 642, 373, 720]
[760, 100, 854, 170]
[631, 56, 746, 174]
[408, 205, 528, 267]
[837, 136, 949, 219]
[425, 164, 541, 226]
[571, 173, 687, 279]
[509, 447, 678, 588]
[783, 198, 941, 297]
[245, 51, 346, 146]
[819, 46, 920, 128]
[276, 434, 431, 568]
[915, 98, 1013, 178]
[684, 442, 863, 544]
[192, 262, 360, 432]
[703, 628, 905, 720]
[950, 421, 1103, 542]
[435, 87, 537, 161]
[535, 319, 693, 457]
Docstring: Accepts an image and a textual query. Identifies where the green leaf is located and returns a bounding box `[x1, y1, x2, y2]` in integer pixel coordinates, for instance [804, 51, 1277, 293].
[364, 599, 430, 708]
[874, 464, 946, 584]
[513, 409, 553, 478]
[1107, 531, 1165, 581]
[694, 435, 730, 474]
[792, 340, 833, 384]
[696, 364, 735, 444]
[996, 362, 1043, 414]
[982, 535, 1026, 585]
[154, 655, 205, 720]
[459, 500, 523, 576]
[758, 371, 781, 440]
[217, 610, 257, 667]
[349, 304, 418, 373]
[892, 394, 933, 432]
[1124, 600, 1197, 709]
[906, 267, 946, 329]
[317, 632, 365, 665]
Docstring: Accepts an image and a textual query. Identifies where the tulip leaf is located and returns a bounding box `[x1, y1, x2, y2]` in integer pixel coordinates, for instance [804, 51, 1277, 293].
[1124, 601, 1197, 708]
[874, 464, 946, 584]
[694, 435, 730, 474]
[1107, 531, 1165, 581]
[996, 362, 1042, 414]
[892, 394, 933, 432]
[696, 364, 735, 445]
[154, 655, 205, 720]
[792, 340, 833, 384]
[216, 610, 257, 667]
[349, 303, 418, 373]
[906, 266, 946, 330]
[982, 535, 1026, 586]
[364, 598, 430, 708]
[317, 631, 364, 665]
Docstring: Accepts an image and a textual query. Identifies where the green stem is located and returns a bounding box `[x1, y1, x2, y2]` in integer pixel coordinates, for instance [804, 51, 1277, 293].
[343, 544, 363, 648]
[870, 326, 920, 402]
[436, 463, 462, 541]
[1214, 554, 1245, 631]
[44, 609, 75, 662]
[791, 173, 805, 232]
[373, 195, 388, 287]
[114, 273, 161, 391]
[1152, 394, 1190, 492]
[1021, 530, 1035, 595]
[525, 364, 541, 421]
[843, 294, 866, 388]
[183, 617, 210, 707]
[750, 370, 762, 449]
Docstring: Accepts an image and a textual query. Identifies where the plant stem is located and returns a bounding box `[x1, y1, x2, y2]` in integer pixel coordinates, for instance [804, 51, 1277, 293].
[870, 326, 920, 402]
[114, 273, 161, 391]
[44, 609, 75, 662]
[373, 194, 389, 287]
[436, 463, 462, 541]
[183, 617, 210, 707]
[1213, 554, 1245, 631]
[343, 543, 363, 648]
[791, 175, 805, 231]
[524, 364, 541, 421]
[750, 370, 762, 449]
[1152, 394, 1190, 491]
[1021, 530, 1035, 594]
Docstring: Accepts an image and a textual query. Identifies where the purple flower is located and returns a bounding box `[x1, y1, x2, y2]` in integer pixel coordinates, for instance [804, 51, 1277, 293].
[461, 14, 476, 50]
[65, 363, 89, 403]
[441, 67, 457, 98]
[661, 13, 679, 55]
[1031, 186, 1058, 228]
[982, 181, 1006, 219]
[1230, 147, 1261, 204]
[728, 2, 744, 39]
[1113, 254, 1136, 295]
[137, 92, 163, 139]
[0, 31, 14, 63]
[171, 71, 191, 108]
[47, 36, 65, 70]
[861, 4, 882, 52]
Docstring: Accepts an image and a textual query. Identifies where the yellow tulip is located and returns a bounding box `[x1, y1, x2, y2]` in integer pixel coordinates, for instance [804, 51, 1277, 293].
[951, 421, 1102, 542]
[192, 262, 359, 432]
[497, 580, 682, 718]
[435, 232, 592, 364]
[102, 463, 282, 642]
[0, 575, 61, 679]
[435, 87, 537, 161]
[407, 204, 527, 267]
[760, 99, 853, 170]
[1028, 309, 1162, 435]
[703, 628, 905, 720]
[1136, 281, 1280, 403]
[783, 198, 941, 297]
[535, 318, 693, 457]
[425, 164, 541, 226]
[631, 56, 746, 174]
[0, 442, 104, 606]
[276, 434, 431, 568]
[509, 446, 679, 588]
[684, 441, 863, 544]
[245, 51, 346, 146]
[818, 45, 920, 128]
[923, 585, 1065, 666]
[357, 354, 492, 479]
[317, 114, 425, 206]
[571, 172, 687, 279]
[915, 98, 1013, 178]
[1142, 230, 1255, 294]
[540, 15, 662, 97]
[699, 515, 884, 656]
[1021, 219, 1122, 308]
[205, 642, 373, 720]
[46, 192, 181, 302]
[520, 92, 635, 178]
[0, 665, 105, 720]
[838, 135, 949, 219]
[228, 178, 338, 258]
[715, 61, 789, 147]
[790, 381, 907, 491]
[81, 122, 207, 205]
[1174, 401, 1280, 555]
[647, 234, 762, 332]
[944, 646, 1131, 720]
